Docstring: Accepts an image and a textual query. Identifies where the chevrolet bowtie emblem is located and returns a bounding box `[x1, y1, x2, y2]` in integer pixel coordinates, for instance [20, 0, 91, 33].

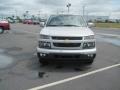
[64, 39, 69, 43]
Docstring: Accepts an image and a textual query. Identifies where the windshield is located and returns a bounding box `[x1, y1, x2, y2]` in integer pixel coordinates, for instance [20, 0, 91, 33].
[46, 15, 87, 27]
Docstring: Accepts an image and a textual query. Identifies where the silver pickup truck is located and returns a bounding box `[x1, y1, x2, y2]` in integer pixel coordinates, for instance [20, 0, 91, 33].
[37, 14, 96, 64]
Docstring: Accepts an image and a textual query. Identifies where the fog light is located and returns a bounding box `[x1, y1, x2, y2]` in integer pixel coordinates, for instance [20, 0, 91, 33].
[40, 53, 46, 57]
[90, 54, 93, 57]
[40, 53, 43, 56]
[88, 54, 93, 57]
[43, 54, 46, 57]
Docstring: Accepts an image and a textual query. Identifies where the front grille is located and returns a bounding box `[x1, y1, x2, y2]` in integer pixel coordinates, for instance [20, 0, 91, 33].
[52, 36, 82, 40]
[53, 43, 81, 47]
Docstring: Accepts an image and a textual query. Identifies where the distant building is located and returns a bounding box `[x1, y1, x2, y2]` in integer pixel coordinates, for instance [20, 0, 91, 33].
[86, 12, 120, 23]
[109, 13, 120, 23]
[86, 15, 109, 22]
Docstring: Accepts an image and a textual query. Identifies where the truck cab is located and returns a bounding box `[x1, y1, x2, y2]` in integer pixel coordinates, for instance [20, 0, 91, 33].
[37, 14, 96, 64]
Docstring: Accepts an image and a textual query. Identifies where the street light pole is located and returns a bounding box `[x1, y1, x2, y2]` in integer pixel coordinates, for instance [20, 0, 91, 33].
[15, 10, 17, 17]
[38, 11, 41, 18]
[83, 5, 86, 17]
[66, 3, 71, 13]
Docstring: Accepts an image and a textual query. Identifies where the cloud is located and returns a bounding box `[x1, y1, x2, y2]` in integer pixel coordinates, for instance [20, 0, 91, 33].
[0, 5, 13, 11]
[37, 0, 66, 6]
[81, 0, 111, 5]
[0, 0, 120, 16]
[35, 0, 119, 14]
[0, 0, 16, 11]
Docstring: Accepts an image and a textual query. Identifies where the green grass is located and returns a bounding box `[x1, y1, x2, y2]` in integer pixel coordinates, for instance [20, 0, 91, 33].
[95, 23, 120, 28]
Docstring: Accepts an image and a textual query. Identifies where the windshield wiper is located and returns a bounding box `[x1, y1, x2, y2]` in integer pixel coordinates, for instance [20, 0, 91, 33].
[47, 25, 81, 27]
[62, 25, 80, 27]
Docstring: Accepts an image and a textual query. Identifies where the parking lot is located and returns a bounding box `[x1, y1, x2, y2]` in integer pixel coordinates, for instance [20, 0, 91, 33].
[0, 23, 120, 90]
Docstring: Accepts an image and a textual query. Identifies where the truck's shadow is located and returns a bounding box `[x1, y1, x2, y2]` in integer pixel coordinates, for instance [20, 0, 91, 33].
[27, 56, 92, 73]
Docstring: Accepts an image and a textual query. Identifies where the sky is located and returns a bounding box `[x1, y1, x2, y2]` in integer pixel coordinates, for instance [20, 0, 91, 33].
[0, 0, 120, 17]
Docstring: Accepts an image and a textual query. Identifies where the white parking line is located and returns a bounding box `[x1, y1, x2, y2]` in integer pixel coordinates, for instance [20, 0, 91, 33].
[96, 33, 120, 38]
[28, 63, 120, 90]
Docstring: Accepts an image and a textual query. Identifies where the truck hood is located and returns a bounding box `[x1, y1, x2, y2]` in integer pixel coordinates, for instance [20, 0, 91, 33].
[40, 27, 94, 37]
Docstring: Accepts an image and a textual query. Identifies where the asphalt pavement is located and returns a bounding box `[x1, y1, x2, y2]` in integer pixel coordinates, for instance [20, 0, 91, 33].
[0, 23, 120, 90]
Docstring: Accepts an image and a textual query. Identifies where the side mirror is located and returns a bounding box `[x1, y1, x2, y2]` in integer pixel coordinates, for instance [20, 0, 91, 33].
[40, 22, 45, 27]
[88, 22, 95, 28]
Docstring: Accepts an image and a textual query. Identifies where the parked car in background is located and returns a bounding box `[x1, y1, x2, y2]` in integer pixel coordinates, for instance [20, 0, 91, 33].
[40, 19, 47, 22]
[7, 18, 15, 23]
[39, 19, 47, 27]
[32, 19, 40, 25]
[0, 20, 10, 34]
[40, 21, 46, 27]
[8, 19, 15, 23]
[23, 19, 33, 24]
[88, 22, 96, 27]
[23, 20, 27, 24]
[37, 14, 96, 65]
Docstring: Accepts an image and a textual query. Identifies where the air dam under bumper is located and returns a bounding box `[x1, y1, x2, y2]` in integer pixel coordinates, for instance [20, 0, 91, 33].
[37, 47, 96, 60]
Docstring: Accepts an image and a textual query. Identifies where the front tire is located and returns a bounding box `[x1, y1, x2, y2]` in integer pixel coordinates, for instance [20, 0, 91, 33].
[86, 59, 94, 65]
[0, 27, 4, 34]
[39, 59, 48, 65]
[86, 54, 96, 65]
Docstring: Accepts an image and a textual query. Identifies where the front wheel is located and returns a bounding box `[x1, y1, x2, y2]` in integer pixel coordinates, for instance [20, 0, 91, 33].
[86, 59, 94, 65]
[0, 28, 4, 34]
[86, 54, 96, 65]
[39, 59, 48, 65]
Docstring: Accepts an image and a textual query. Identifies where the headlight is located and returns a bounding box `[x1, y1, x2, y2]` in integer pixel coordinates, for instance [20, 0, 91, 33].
[40, 35, 50, 39]
[39, 41, 51, 49]
[83, 42, 95, 49]
[84, 35, 95, 40]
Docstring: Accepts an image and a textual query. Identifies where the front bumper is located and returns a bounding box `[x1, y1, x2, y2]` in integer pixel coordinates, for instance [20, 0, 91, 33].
[37, 47, 96, 54]
[37, 47, 96, 60]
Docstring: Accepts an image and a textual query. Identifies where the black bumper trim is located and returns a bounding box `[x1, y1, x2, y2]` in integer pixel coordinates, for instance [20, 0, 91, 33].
[37, 53, 96, 60]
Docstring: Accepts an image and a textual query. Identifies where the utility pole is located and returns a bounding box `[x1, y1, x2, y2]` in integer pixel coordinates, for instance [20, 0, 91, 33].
[15, 10, 17, 18]
[83, 5, 86, 17]
[86, 11, 89, 22]
[57, 9, 59, 15]
[38, 11, 41, 18]
[66, 3, 71, 13]
[108, 11, 111, 20]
